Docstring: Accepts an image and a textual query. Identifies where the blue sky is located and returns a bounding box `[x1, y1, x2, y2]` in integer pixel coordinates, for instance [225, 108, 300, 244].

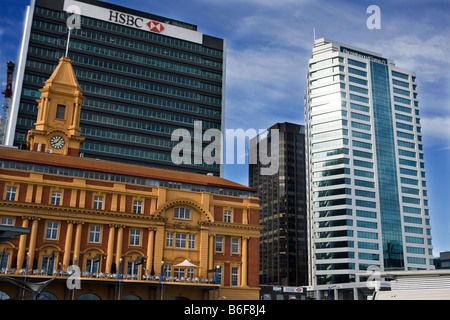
[0, 0, 449, 255]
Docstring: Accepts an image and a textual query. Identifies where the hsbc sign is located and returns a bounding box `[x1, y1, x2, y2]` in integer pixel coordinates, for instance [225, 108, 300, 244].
[109, 11, 165, 32]
[283, 287, 304, 293]
[63, 0, 203, 43]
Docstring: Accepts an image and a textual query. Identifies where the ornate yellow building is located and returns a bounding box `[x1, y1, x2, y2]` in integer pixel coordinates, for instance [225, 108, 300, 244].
[0, 57, 261, 300]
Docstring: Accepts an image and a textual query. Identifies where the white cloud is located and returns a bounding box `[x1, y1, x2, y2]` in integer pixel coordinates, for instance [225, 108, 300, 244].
[421, 116, 450, 150]
[363, 35, 450, 83]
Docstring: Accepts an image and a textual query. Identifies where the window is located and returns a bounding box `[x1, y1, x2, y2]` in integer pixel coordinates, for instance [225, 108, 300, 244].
[93, 196, 103, 210]
[189, 234, 196, 249]
[400, 168, 417, 176]
[407, 257, 426, 265]
[355, 189, 375, 198]
[45, 221, 59, 240]
[355, 199, 376, 208]
[86, 258, 99, 273]
[224, 210, 232, 223]
[1, 253, 9, 269]
[174, 207, 190, 220]
[187, 268, 194, 279]
[130, 229, 141, 246]
[166, 232, 173, 247]
[395, 105, 412, 114]
[348, 59, 366, 69]
[351, 121, 371, 131]
[174, 268, 185, 279]
[175, 233, 187, 248]
[133, 200, 142, 214]
[216, 266, 222, 284]
[164, 264, 172, 278]
[405, 236, 424, 244]
[127, 261, 138, 275]
[41, 256, 55, 275]
[89, 225, 101, 243]
[349, 85, 368, 95]
[392, 71, 409, 80]
[394, 96, 411, 105]
[56, 104, 66, 119]
[348, 67, 367, 77]
[1, 217, 13, 225]
[5, 187, 17, 201]
[51, 191, 62, 206]
[215, 236, 223, 252]
[232, 238, 239, 254]
[231, 267, 239, 286]
[393, 88, 410, 97]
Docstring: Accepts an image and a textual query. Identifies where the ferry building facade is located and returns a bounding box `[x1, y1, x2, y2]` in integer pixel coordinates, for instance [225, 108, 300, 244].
[0, 57, 261, 300]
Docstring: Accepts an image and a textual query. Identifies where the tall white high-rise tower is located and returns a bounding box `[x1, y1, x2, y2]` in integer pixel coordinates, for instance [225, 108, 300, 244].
[305, 38, 434, 300]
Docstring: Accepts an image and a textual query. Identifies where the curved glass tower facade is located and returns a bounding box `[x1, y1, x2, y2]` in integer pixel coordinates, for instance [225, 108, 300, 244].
[305, 38, 434, 300]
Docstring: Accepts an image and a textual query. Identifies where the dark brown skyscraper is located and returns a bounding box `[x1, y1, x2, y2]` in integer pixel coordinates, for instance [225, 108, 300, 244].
[249, 122, 307, 287]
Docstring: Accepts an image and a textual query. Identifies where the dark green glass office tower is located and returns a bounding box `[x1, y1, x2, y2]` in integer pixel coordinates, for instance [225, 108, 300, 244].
[6, 0, 225, 176]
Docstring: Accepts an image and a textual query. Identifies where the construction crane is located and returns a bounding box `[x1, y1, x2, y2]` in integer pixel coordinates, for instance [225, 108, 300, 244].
[1, 61, 15, 145]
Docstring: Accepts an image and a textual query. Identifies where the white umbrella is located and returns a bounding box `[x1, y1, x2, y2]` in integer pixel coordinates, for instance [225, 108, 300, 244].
[174, 259, 199, 268]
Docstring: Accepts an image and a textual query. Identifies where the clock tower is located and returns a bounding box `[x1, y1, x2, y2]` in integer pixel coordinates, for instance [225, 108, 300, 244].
[26, 56, 85, 156]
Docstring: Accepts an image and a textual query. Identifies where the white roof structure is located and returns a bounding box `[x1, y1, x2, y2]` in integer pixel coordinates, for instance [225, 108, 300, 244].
[374, 270, 450, 300]
[174, 259, 199, 268]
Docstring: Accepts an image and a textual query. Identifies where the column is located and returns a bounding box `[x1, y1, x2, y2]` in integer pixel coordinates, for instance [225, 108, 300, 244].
[27, 218, 40, 271]
[105, 225, 115, 274]
[16, 218, 30, 271]
[25, 184, 34, 203]
[150, 198, 157, 214]
[243, 208, 248, 224]
[153, 226, 165, 275]
[34, 186, 43, 204]
[198, 228, 209, 278]
[208, 234, 214, 271]
[115, 225, 124, 267]
[241, 237, 248, 287]
[70, 190, 78, 207]
[72, 222, 83, 266]
[63, 221, 74, 270]
[145, 228, 155, 275]
[111, 194, 118, 212]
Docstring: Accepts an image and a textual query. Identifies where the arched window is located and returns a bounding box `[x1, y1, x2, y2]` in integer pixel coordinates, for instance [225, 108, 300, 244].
[0, 290, 10, 300]
[121, 295, 141, 300]
[77, 293, 101, 300]
[38, 292, 58, 300]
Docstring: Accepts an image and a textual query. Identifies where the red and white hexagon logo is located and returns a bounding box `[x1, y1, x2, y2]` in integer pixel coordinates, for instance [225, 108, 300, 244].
[147, 21, 165, 32]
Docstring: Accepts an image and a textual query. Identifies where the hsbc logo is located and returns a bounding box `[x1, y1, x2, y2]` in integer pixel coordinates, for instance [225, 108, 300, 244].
[108, 10, 165, 32]
[147, 21, 165, 32]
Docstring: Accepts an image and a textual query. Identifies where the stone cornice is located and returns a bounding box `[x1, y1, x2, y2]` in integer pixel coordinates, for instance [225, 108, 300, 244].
[0, 200, 166, 224]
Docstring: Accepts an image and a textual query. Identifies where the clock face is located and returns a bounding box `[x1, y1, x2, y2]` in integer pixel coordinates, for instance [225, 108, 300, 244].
[50, 135, 65, 149]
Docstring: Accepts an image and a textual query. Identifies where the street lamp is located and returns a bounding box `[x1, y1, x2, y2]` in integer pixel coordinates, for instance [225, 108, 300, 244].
[160, 261, 165, 300]
[328, 285, 336, 300]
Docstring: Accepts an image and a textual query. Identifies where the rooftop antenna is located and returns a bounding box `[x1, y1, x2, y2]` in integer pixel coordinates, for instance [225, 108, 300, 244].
[65, 28, 72, 58]
[64, 5, 81, 58]
[313, 27, 316, 42]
